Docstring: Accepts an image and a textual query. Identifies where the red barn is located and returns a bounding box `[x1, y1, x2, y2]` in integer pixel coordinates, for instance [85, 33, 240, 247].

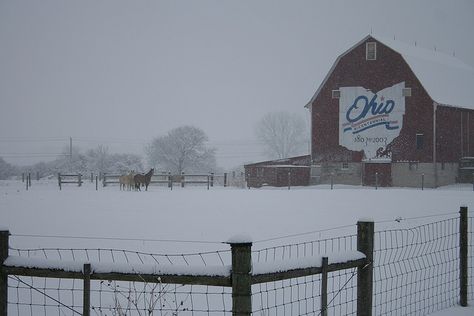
[306, 35, 474, 187]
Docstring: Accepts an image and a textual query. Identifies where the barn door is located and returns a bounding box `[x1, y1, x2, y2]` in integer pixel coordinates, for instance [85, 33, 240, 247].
[363, 163, 392, 187]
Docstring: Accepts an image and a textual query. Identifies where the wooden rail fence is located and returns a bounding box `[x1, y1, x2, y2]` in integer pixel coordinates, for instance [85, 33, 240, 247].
[57, 173, 83, 190]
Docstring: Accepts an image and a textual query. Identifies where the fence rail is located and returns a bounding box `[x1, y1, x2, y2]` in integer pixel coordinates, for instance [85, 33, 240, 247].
[101, 172, 230, 188]
[0, 207, 471, 315]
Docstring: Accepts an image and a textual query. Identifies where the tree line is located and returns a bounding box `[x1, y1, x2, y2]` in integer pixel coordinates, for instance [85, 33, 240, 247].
[0, 111, 308, 180]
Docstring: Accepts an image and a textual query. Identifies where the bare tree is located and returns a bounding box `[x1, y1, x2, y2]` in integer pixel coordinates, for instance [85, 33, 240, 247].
[255, 111, 308, 159]
[146, 126, 217, 174]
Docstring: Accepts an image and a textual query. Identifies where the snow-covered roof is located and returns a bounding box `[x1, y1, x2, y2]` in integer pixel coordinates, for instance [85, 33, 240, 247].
[306, 35, 474, 110]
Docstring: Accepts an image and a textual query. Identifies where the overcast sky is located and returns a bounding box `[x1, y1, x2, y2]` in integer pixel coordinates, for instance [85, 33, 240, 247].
[1, 0, 473, 168]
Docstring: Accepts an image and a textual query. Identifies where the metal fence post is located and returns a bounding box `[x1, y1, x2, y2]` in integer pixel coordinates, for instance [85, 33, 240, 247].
[83, 263, 91, 316]
[0, 230, 10, 316]
[230, 242, 252, 316]
[288, 171, 291, 190]
[357, 220, 374, 316]
[460, 206, 468, 307]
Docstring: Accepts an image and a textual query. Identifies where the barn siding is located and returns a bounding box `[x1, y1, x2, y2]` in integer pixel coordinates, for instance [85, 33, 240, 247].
[309, 36, 474, 187]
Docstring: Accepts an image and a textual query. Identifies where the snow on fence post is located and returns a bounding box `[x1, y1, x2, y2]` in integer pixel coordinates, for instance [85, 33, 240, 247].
[230, 241, 252, 316]
[460, 206, 468, 307]
[321, 256, 329, 316]
[83, 263, 91, 316]
[357, 220, 374, 316]
[0, 230, 9, 316]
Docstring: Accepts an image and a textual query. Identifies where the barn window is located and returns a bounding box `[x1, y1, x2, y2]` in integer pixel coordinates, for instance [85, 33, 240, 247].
[402, 88, 412, 97]
[416, 134, 424, 150]
[332, 90, 341, 99]
[341, 162, 349, 170]
[366, 42, 377, 60]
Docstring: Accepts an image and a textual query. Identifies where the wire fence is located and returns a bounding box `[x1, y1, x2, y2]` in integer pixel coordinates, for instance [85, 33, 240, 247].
[1, 212, 472, 315]
[251, 233, 359, 315]
[6, 248, 233, 315]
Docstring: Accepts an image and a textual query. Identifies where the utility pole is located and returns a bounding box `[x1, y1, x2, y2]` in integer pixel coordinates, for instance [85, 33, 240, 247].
[69, 137, 73, 172]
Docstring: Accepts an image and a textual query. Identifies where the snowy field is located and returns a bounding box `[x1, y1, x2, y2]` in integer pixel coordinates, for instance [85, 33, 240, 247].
[0, 179, 473, 315]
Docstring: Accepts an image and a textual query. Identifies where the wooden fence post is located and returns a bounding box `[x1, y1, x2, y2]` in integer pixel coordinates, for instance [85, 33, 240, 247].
[375, 172, 378, 190]
[22, 173, 25, 183]
[181, 172, 185, 188]
[83, 263, 91, 316]
[357, 220, 374, 316]
[421, 173, 425, 190]
[460, 206, 468, 307]
[230, 242, 252, 316]
[224, 173, 228, 187]
[78, 174, 82, 187]
[28, 173, 31, 187]
[321, 256, 328, 316]
[95, 175, 98, 191]
[288, 171, 291, 190]
[0, 230, 10, 316]
[102, 173, 107, 187]
[58, 173, 62, 191]
[210, 173, 214, 187]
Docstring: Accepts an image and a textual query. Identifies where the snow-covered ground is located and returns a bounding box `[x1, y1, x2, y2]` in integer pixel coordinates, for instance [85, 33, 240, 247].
[0, 179, 473, 315]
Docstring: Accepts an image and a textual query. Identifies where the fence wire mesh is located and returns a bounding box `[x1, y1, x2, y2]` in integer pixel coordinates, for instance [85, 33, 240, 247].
[7, 247, 232, 315]
[469, 216, 474, 302]
[373, 217, 460, 315]
[4, 214, 472, 315]
[251, 234, 359, 315]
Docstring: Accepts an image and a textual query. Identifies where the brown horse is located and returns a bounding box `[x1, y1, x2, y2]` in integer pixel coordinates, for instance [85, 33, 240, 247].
[134, 168, 154, 191]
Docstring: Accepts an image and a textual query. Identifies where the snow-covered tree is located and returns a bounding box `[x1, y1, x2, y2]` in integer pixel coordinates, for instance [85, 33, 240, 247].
[0, 157, 18, 179]
[255, 111, 308, 159]
[109, 153, 143, 174]
[146, 126, 217, 174]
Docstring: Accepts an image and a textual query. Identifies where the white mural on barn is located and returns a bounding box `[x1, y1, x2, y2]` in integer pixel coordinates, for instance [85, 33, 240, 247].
[339, 82, 406, 160]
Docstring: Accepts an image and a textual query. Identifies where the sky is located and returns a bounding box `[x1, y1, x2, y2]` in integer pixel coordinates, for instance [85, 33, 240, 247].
[1, 0, 474, 169]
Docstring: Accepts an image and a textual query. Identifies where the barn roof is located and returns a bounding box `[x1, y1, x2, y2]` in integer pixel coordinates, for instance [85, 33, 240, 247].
[305, 35, 474, 110]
